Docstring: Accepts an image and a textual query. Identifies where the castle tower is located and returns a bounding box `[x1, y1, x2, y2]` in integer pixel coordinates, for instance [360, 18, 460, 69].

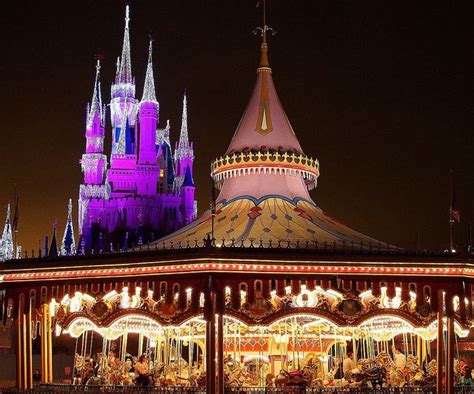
[181, 165, 195, 224]
[136, 39, 161, 197]
[139, 39, 159, 165]
[174, 93, 194, 179]
[81, 60, 106, 185]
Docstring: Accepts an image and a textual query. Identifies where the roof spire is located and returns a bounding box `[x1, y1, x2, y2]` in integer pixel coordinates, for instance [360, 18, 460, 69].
[141, 38, 158, 104]
[118, 5, 132, 84]
[179, 91, 188, 146]
[255, 0, 275, 68]
[60, 199, 76, 256]
[87, 60, 104, 128]
[0, 204, 13, 261]
[175, 91, 193, 161]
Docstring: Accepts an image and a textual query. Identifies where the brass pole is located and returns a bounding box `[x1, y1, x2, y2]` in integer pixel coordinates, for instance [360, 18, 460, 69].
[436, 290, 444, 394]
[417, 335, 422, 367]
[26, 301, 33, 389]
[217, 312, 224, 394]
[40, 303, 48, 383]
[46, 306, 53, 383]
[205, 291, 216, 394]
[446, 314, 455, 394]
[16, 294, 25, 389]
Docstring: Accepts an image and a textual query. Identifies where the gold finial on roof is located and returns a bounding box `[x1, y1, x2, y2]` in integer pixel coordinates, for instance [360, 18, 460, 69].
[254, 0, 275, 68]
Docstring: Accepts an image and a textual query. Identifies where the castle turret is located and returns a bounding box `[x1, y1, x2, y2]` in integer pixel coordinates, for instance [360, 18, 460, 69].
[181, 165, 195, 223]
[139, 39, 159, 165]
[81, 60, 106, 185]
[174, 93, 194, 178]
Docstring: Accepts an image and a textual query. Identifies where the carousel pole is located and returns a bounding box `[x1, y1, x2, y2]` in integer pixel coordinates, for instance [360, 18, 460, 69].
[205, 277, 217, 394]
[446, 298, 455, 394]
[217, 312, 224, 394]
[436, 290, 444, 394]
[138, 333, 143, 357]
[47, 305, 53, 383]
[25, 297, 33, 389]
[16, 294, 25, 389]
[40, 303, 48, 383]
[417, 335, 422, 367]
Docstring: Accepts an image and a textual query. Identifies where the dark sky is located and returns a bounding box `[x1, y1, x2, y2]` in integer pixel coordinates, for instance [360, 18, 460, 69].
[0, 1, 472, 252]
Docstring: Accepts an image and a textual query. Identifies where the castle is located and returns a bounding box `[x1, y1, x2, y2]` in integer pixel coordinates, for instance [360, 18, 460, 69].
[78, 6, 196, 252]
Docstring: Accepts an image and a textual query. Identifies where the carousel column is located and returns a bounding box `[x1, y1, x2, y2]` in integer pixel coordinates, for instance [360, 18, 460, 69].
[436, 289, 444, 394]
[25, 297, 33, 389]
[216, 289, 225, 394]
[16, 293, 25, 389]
[204, 281, 216, 394]
[445, 293, 455, 394]
[41, 302, 53, 383]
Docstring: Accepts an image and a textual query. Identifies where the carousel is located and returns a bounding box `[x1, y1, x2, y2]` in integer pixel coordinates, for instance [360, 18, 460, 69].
[48, 282, 471, 391]
[1, 4, 473, 393]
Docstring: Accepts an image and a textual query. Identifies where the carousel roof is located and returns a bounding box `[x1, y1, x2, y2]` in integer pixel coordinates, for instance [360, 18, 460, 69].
[152, 35, 395, 250]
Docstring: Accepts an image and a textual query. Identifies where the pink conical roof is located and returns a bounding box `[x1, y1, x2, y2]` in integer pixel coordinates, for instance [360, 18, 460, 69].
[226, 43, 303, 154]
[147, 36, 396, 251]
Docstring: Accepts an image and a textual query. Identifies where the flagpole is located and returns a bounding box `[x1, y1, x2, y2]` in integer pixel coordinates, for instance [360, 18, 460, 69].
[449, 218, 454, 253]
[449, 169, 459, 253]
[468, 221, 472, 254]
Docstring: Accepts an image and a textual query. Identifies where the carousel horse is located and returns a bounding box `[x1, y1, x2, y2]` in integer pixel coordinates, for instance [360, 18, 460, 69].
[405, 354, 424, 386]
[421, 359, 437, 386]
[73, 354, 85, 385]
[353, 358, 387, 388]
[274, 369, 307, 388]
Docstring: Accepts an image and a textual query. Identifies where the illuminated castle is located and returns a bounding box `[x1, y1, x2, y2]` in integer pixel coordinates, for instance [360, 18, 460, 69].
[78, 6, 196, 252]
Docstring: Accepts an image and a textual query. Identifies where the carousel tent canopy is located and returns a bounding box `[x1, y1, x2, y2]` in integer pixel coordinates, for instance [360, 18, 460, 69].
[150, 33, 395, 250]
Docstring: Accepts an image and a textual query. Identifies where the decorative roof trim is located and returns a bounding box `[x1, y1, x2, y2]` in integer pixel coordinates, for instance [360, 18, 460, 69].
[211, 150, 319, 190]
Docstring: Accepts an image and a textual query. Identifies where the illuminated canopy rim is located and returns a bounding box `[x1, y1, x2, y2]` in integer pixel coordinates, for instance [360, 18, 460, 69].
[61, 309, 470, 341]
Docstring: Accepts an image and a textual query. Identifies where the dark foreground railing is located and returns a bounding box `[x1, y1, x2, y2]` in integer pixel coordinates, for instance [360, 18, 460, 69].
[1, 385, 473, 394]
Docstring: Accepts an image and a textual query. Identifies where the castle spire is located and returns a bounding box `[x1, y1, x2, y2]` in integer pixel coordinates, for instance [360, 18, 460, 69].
[49, 220, 58, 257]
[117, 5, 132, 84]
[87, 60, 104, 129]
[0, 204, 13, 261]
[141, 39, 158, 104]
[176, 92, 190, 159]
[60, 199, 76, 256]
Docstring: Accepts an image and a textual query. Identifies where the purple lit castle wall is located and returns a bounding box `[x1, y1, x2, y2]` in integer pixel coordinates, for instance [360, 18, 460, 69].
[78, 6, 196, 252]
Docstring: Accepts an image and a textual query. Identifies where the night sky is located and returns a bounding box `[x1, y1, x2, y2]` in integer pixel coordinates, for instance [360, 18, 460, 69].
[0, 1, 472, 252]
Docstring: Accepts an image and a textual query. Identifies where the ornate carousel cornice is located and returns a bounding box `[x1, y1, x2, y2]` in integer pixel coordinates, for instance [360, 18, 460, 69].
[210, 150, 319, 190]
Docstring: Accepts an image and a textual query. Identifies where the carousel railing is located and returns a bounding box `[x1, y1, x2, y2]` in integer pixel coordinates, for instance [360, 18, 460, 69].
[225, 388, 437, 394]
[9, 231, 471, 262]
[35, 384, 206, 393]
[1, 386, 474, 393]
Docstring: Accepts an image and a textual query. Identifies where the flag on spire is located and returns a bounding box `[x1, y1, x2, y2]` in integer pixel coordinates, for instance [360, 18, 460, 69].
[60, 199, 76, 256]
[450, 170, 460, 223]
[141, 39, 158, 104]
